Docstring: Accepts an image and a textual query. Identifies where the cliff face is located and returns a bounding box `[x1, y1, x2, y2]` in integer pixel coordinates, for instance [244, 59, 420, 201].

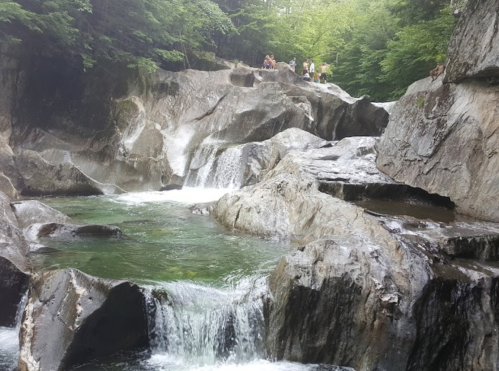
[0, 55, 388, 197]
[377, 0, 499, 222]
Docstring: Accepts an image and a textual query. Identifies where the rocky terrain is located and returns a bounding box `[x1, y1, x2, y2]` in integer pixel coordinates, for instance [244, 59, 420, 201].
[377, 0, 499, 222]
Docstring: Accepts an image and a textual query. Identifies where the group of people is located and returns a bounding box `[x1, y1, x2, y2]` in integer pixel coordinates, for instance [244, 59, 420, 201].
[263, 55, 277, 69]
[300, 58, 329, 83]
[263, 55, 329, 83]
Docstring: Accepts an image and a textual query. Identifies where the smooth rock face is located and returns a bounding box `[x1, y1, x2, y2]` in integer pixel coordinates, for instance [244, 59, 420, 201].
[19, 269, 149, 371]
[15, 150, 104, 196]
[11, 200, 70, 230]
[445, 0, 499, 82]
[5, 61, 388, 194]
[376, 78, 499, 221]
[0, 192, 29, 327]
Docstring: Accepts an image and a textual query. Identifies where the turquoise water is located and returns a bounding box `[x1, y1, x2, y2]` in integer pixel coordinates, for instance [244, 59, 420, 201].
[31, 190, 293, 285]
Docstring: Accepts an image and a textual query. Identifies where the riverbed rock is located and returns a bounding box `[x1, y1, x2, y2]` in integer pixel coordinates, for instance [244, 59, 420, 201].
[18, 269, 149, 371]
[11, 200, 70, 230]
[376, 78, 499, 222]
[0, 192, 29, 327]
[445, 0, 499, 82]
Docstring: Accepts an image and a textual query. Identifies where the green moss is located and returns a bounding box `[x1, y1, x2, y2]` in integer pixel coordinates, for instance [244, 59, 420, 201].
[416, 95, 425, 108]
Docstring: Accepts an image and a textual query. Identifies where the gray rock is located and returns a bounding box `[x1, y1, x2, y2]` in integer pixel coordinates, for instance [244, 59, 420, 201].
[185, 128, 326, 188]
[11, 200, 70, 230]
[445, 0, 499, 82]
[15, 150, 104, 196]
[18, 269, 149, 371]
[0, 192, 30, 327]
[8, 64, 389, 193]
[376, 78, 499, 222]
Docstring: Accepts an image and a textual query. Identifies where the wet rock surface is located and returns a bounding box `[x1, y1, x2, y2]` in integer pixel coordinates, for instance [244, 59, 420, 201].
[0, 191, 30, 327]
[18, 269, 149, 371]
[11, 200, 122, 250]
[445, 0, 499, 82]
[212, 130, 499, 370]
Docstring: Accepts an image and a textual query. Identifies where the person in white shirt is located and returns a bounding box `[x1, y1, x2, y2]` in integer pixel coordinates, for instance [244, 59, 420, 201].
[309, 60, 315, 76]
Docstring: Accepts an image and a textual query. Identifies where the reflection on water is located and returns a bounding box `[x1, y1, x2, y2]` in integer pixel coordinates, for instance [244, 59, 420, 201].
[31, 190, 293, 285]
[355, 199, 456, 223]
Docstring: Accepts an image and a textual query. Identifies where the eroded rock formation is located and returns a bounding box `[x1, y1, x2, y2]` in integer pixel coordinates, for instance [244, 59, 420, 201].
[377, 0, 499, 222]
[0, 54, 389, 196]
[212, 129, 499, 370]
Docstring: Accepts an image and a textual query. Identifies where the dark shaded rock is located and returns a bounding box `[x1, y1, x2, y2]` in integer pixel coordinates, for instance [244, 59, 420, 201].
[407, 278, 499, 371]
[0, 191, 30, 327]
[34, 223, 121, 239]
[445, 0, 499, 82]
[229, 67, 255, 87]
[0, 256, 28, 327]
[18, 269, 149, 371]
[159, 184, 183, 191]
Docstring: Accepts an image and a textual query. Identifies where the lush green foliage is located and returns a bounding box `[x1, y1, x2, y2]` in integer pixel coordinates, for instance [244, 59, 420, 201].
[0, 0, 235, 71]
[1, 0, 459, 99]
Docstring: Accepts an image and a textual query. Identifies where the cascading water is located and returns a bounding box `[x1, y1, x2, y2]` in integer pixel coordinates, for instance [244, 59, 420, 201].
[0, 291, 28, 370]
[185, 142, 245, 189]
[145, 276, 266, 370]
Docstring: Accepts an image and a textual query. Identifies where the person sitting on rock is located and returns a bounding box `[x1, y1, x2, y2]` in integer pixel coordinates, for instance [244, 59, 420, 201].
[303, 72, 311, 82]
[263, 55, 272, 69]
[430, 62, 445, 81]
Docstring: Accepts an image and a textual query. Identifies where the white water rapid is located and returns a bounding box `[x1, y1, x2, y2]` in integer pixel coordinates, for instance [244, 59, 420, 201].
[184, 142, 246, 190]
[0, 292, 28, 370]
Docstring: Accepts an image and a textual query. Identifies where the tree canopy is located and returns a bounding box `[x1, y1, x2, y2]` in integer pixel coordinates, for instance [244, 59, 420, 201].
[0, 0, 463, 100]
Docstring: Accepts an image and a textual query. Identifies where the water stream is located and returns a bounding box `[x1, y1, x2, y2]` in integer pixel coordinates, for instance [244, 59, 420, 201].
[22, 189, 346, 370]
[0, 292, 28, 370]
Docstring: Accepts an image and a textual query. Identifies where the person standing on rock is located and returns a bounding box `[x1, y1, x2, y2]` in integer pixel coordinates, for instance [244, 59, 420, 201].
[271, 55, 276, 70]
[309, 60, 315, 77]
[320, 62, 329, 83]
[303, 59, 309, 75]
[289, 57, 296, 72]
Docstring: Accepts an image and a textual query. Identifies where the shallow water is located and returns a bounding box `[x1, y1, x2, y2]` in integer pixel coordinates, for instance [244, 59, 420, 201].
[23, 189, 345, 371]
[31, 189, 293, 285]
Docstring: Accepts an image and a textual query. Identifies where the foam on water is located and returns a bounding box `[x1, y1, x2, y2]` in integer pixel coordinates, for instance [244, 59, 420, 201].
[144, 357, 337, 371]
[114, 188, 231, 205]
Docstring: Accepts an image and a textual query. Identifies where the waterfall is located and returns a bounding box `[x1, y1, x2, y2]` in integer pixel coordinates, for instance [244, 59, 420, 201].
[145, 277, 266, 369]
[0, 291, 28, 370]
[184, 142, 245, 190]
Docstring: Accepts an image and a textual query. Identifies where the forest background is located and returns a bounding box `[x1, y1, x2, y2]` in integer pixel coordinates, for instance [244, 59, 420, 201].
[0, 0, 462, 101]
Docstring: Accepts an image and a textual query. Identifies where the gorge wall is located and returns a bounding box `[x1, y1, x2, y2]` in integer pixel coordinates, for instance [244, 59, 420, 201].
[376, 0, 499, 222]
[0, 55, 388, 197]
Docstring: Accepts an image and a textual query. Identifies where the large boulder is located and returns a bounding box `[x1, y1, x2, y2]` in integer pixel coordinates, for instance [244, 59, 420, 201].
[376, 78, 499, 221]
[0, 192, 29, 327]
[445, 0, 499, 82]
[19, 269, 149, 371]
[377, 0, 499, 222]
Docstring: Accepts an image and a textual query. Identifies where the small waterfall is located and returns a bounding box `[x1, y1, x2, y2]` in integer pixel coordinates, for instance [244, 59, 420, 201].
[0, 291, 28, 370]
[185, 142, 245, 189]
[145, 277, 266, 368]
